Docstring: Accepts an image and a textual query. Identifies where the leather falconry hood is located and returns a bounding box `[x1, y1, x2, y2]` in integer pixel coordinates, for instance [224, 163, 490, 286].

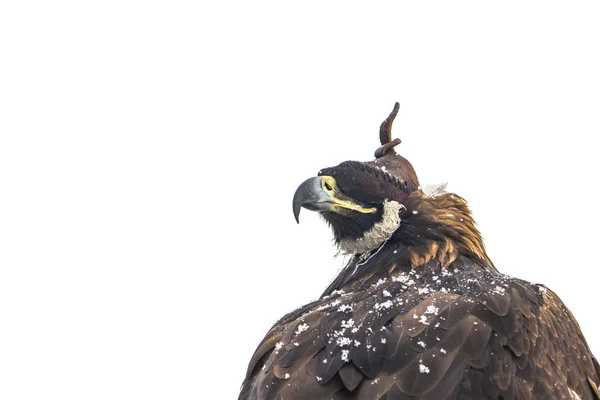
[317, 103, 421, 207]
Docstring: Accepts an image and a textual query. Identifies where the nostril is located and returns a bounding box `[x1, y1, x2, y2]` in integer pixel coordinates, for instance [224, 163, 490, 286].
[324, 181, 333, 191]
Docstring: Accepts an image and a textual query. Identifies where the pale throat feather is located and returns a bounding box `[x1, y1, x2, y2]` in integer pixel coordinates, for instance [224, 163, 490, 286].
[338, 200, 403, 255]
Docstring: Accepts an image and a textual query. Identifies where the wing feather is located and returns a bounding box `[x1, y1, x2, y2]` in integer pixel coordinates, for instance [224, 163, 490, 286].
[240, 260, 599, 399]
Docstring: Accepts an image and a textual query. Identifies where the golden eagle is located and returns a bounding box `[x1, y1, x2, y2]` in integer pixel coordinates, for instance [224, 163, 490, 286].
[239, 104, 599, 399]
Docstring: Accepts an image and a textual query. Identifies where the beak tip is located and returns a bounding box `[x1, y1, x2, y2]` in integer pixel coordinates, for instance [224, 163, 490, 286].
[293, 205, 301, 224]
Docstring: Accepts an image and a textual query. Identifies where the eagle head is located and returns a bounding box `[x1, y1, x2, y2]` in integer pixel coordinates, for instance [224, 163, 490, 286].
[293, 103, 421, 255]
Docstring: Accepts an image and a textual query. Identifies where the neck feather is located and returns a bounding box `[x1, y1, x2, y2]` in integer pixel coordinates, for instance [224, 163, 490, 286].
[321, 191, 494, 297]
[337, 200, 402, 255]
[398, 191, 493, 269]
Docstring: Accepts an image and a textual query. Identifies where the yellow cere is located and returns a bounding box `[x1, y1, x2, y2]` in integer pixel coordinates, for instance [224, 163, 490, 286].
[320, 176, 377, 214]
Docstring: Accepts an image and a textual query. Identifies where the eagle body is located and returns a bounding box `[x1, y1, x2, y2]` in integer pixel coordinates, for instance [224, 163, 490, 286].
[239, 105, 598, 399]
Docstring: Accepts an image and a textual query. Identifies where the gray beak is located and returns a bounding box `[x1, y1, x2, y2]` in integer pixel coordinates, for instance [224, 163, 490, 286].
[292, 177, 334, 223]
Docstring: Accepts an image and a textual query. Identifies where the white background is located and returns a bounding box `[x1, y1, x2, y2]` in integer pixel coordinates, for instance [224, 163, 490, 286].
[1, 1, 599, 399]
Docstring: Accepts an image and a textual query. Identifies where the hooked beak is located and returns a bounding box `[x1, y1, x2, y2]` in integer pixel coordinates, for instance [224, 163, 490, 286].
[292, 176, 377, 223]
[293, 177, 334, 223]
